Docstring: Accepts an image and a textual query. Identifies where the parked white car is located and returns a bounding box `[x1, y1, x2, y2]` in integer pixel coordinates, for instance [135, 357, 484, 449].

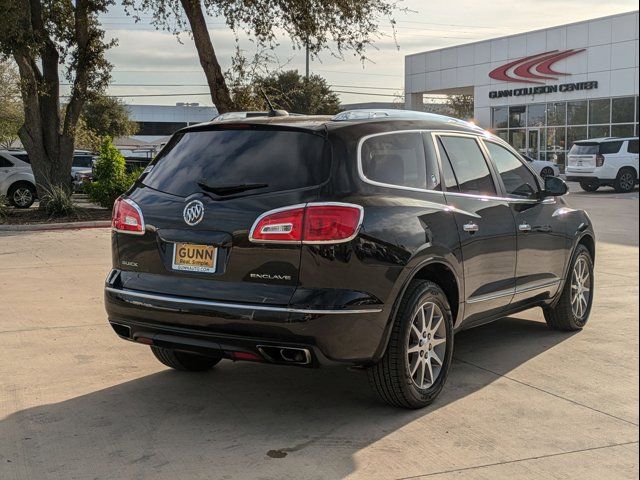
[0, 151, 37, 208]
[566, 137, 639, 193]
[521, 154, 560, 179]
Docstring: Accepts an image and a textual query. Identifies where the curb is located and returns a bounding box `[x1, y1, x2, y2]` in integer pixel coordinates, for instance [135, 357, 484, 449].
[0, 220, 111, 232]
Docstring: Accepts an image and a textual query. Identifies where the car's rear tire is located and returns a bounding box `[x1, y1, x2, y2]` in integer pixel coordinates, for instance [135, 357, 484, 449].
[614, 168, 636, 193]
[8, 182, 36, 208]
[540, 167, 554, 178]
[579, 180, 599, 192]
[151, 346, 222, 371]
[543, 244, 594, 331]
[367, 280, 454, 409]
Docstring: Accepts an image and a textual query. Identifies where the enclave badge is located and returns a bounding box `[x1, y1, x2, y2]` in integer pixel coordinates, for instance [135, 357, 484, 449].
[183, 200, 204, 226]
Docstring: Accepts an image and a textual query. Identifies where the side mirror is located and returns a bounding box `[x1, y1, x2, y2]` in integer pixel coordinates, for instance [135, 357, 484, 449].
[543, 176, 568, 197]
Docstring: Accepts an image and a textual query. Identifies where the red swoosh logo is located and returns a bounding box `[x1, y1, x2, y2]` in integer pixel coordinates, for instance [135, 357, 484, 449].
[489, 49, 585, 84]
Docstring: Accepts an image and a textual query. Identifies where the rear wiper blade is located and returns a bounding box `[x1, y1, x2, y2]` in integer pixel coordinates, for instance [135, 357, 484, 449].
[197, 181, 268, 196]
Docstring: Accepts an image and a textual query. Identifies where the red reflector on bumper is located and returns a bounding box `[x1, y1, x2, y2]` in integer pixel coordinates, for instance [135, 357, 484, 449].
[136, 337, 154, 345]
[230, 351, 262, 361]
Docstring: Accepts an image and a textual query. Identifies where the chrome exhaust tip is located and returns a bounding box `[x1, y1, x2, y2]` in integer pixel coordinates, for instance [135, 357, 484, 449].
[257, 345, 312, 365]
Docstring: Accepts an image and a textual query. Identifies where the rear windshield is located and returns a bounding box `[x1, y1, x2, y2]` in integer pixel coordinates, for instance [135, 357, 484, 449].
[73, 155, 94, 168]
[142, 128, 331, 197]
[569, 141, 623, 155]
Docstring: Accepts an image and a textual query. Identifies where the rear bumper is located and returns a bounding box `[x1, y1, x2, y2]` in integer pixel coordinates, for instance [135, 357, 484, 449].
[566, 175, 615, 184]
[104, 285, 389, 365]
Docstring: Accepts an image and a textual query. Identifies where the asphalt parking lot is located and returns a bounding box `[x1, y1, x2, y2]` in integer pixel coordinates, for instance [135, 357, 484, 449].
[0, 183, 638, 480]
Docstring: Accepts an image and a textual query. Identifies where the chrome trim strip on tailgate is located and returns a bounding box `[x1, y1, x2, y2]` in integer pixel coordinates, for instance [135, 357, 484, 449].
[105, 287, 383, 315]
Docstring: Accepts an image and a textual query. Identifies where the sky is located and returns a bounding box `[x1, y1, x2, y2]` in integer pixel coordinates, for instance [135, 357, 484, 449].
[89, 0, 638, 108]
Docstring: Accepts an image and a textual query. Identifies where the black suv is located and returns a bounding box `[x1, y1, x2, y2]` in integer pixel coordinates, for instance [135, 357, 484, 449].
[105, 110, 595, 408]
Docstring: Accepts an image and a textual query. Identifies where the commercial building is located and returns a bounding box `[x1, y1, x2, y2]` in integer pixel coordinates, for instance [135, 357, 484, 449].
[125, 104, 218, 139]
[404, 11, 639, 165]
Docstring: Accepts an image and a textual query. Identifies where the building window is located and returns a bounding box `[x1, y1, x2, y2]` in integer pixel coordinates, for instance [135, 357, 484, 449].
[588, 125, 610, 138]
[611, 97, 635, 124]
[567, 126, 588, 149]
[509, 106, 526, 128]
[492, 107, 508, 129]
[567, 101, 587, 125]
[611, 124, 635, 137]
[527, 104, 546, 127]
[589, 99, 610, 125]
[509, 129, 526, 153]
[547, 102, 566, 126]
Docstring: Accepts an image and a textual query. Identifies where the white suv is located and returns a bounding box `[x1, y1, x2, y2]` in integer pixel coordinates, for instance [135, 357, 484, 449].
[566, 137, 639, 193]
[0, 151, 37, 208]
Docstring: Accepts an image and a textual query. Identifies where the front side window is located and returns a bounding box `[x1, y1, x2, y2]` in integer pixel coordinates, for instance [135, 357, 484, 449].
[361, 132, 435, 190]
[485, 142, 539, 199]
[437, 135, 497, 196]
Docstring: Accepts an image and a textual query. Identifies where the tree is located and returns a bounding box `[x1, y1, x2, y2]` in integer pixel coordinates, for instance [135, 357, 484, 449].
[83, 95, 138, 139]
[256, 70, 340, 115]
[0, 60, 23, 149]
[123, 0, 398, 113]
[447, 94, 474, 120]
[0, 0, 115, 194]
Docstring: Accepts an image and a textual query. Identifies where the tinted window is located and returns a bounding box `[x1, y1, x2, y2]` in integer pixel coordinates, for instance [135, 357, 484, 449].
[569, 143, 599, 155]
[436, 141, 459, 192]
[629, 140, 639, 154]
[361, 132, 432, 190]
[73, 155, 93, 168]
[485, 142, 539, 199]
[600, 141, 623, 155]
[438, 136, 496, 196]
[0, 156, 14, 168]
[143, 129, 330, 197]
[12, 153, 29, 163]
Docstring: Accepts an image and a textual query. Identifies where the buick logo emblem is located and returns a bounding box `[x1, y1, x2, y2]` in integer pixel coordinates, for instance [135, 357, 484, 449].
[183, 200, 204, 226]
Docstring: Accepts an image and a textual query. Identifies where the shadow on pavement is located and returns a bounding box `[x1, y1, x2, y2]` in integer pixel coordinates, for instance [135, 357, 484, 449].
[0, 317, 577, 479]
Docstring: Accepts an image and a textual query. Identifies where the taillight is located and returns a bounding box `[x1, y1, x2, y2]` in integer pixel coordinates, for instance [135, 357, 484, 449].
[112, 197, 145, 235]
[596, 154, 605, 167]
[249, 203, 363, 244]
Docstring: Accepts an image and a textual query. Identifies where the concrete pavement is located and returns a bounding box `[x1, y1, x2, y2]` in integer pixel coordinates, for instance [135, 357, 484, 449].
[0, 188, 637, 479]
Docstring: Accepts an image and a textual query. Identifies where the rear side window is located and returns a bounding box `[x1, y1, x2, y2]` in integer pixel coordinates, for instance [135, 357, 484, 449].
[0, 156, 14, 168]
[485, 142, 539, 199]
[627, 140, 639, 154]
[360, 132, 437, 190]
[437, 136, 497, 196]
[143, 129, 331, 197]
[600, 141, 623, 155]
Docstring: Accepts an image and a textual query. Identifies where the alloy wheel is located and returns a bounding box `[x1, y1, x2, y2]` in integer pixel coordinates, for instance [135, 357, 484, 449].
[620, 172, 634, 192]
[407, 301, 447, 389]
[571, 256, 591, 319]
[14, 188, 33, 207]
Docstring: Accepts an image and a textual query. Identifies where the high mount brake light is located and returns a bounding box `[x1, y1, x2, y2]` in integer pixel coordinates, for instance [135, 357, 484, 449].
[250, 203, 363, 244]
[112, 198, 145, 235]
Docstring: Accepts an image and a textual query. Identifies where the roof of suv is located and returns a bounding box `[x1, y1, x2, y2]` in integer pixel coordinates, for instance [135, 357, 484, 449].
[576, 137, 638, 144]
[182, 109, 487, 136]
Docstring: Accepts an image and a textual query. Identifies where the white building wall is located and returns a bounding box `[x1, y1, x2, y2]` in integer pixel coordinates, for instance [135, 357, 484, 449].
[405, 11, 640, 129]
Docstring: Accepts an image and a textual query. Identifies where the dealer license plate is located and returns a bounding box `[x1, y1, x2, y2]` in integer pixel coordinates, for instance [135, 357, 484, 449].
[172, 243, 217, 273]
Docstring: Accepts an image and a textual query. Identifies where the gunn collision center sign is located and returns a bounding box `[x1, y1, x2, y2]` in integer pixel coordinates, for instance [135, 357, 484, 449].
[488, 48, 598, 98]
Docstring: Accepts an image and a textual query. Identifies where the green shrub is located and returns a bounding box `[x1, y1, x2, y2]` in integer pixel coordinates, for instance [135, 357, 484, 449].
[40, 185, 76, 217]
[86, 138, 141, 208]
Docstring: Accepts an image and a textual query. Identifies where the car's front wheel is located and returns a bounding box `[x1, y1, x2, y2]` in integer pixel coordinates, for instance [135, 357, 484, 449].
[8, 182, 36, 208]
[544, 244, 594, 331]
[151, 346, 222, 371]
[579, 180, 599, 192]
[367, 280, 454, 409]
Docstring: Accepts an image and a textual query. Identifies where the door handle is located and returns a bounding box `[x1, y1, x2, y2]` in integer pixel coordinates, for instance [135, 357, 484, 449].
[518, 223, 532, 232]
[463, 222, 479, 233]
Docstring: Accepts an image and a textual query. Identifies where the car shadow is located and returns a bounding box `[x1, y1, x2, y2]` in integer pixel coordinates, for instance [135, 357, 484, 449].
[0, 317, 577, 479]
